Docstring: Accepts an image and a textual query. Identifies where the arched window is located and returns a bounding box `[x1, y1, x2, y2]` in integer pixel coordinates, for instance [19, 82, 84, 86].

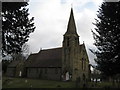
[67, 37, 69, 46]
[83, 73, 85, 81]
[45, 68, 47, 74]
[40, 69, 43, 74]
[55, 68, 58, 74]
[82, 58, 84, 70]
[74, 68, 78, 74]
[84, 59, 86, 70]
[82, 58, 86, 70]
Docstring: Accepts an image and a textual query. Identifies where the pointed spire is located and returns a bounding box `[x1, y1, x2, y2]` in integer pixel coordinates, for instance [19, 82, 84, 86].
[65, 7, 79, 36]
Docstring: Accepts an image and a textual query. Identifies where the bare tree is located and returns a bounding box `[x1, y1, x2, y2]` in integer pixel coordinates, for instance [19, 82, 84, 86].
[21, 43, 30, 59]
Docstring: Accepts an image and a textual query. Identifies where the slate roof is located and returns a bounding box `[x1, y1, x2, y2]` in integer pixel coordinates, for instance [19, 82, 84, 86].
[25, 44, 85, 68]
[25, 47, 62, 68]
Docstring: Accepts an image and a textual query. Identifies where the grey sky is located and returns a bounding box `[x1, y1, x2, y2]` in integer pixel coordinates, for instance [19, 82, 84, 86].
[27, 0, 103, 65]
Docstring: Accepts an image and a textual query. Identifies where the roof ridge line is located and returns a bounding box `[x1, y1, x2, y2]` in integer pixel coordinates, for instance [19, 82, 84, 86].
[41, 47, 62, 51]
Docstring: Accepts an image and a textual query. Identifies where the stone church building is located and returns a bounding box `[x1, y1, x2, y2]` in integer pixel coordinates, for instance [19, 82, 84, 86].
[7, 8, 90, 81]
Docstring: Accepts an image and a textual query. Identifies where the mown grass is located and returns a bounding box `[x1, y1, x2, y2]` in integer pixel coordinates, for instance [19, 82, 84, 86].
[2, 77, 75, 88]
[2, 77, 120, 88]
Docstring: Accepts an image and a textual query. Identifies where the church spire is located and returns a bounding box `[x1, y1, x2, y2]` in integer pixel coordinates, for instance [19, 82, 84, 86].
[64, 8, 79, 36]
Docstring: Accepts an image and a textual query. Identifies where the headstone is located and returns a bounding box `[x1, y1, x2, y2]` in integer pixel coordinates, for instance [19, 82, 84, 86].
[19, 71, 22, 77]
[66, 72, 69, 81]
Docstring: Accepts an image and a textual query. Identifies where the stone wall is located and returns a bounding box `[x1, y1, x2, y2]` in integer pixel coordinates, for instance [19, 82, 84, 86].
[6, 67, 16, 77]
[27, 67, 62, 80]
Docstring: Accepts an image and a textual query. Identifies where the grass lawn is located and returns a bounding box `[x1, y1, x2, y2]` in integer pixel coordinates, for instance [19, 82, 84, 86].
[2, 77, 120, 88]
[2, 77, 76, 88]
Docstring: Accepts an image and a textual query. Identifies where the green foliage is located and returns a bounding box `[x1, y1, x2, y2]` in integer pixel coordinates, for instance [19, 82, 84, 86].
[92, 2, 120, 77]
[2, 2, 35, 56]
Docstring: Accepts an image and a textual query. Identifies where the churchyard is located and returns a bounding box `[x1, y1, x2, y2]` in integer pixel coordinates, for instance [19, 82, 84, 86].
[2, 76, 74, 88]
[2, 76, 120, 88]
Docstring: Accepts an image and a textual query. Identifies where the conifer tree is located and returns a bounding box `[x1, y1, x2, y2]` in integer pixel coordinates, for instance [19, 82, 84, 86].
[92, 2, 120, 77]
[2, 2, 35, 57]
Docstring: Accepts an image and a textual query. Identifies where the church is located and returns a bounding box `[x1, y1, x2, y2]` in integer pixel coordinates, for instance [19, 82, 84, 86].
[7, 8, 90, 82]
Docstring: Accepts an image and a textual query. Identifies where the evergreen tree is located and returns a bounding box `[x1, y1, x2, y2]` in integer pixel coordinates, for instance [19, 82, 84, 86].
[92, 2, 120, 77]
[2, 2, 35, 57]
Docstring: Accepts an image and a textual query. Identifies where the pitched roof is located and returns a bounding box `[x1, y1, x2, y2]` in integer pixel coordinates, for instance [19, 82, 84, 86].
[25, 44, 86, 68]
[25, 47, 62, 68]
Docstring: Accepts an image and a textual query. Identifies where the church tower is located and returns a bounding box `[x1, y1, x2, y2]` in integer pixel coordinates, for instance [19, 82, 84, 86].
[62, 8, 80, 81]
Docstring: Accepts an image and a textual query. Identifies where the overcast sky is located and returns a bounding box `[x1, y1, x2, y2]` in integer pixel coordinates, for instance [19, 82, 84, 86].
[27, 0, 103, 65]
